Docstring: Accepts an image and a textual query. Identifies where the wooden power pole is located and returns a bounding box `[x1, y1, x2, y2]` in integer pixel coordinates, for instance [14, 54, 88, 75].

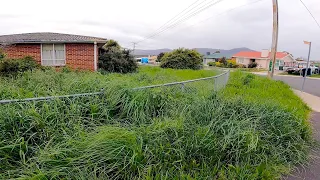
[268, 0, 279, 78]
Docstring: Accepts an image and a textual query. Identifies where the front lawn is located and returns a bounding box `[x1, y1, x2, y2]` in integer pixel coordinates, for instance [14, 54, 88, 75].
[0, 68, 311, 179]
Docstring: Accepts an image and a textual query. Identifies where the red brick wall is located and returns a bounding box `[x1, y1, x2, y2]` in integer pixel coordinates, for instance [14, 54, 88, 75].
[2, 43, 96, 71]
[3, 44, 41, 63]
[66, 43, 95, 71]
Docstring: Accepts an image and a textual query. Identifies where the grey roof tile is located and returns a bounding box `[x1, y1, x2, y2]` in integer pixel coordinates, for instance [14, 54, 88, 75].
[0, 32, 108, 44]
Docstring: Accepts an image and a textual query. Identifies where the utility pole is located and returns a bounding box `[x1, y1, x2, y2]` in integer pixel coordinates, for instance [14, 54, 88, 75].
[302, 41, 312, 91]
[268, 0, 279, 79]
[132, 42, 137, 54]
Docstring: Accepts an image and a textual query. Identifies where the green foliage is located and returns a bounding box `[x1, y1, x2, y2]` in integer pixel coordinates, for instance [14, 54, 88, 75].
[208, 61, 216, 66]
[0, 68, 311, 179]
[248, 62, 258, 68]
[0, 49, 5, 60]
[61, 66, 72, 73]
[0, 56, 38, 77]
[218, 57, 227, 66]
[102, 39, 121, 50]
[99, 42, 138, 73]
[160, 48, 202, 70]
[215, 62, 222, 67]
[156, 52, 165, 62]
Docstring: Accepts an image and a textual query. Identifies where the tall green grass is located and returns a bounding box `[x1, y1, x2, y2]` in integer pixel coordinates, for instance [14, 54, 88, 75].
[0, 66, 219, 99]
[0, 69, 311, 179]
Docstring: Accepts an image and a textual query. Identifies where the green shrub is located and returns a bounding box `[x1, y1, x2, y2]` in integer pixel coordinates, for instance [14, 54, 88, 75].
[218, 57, 227, 66]
[0, 49, 5, 60]
[99, 48, 138, 73]
[99, 39, 137, 74]
[207, 61, 216, 66]
[215, 62, 222, 67]
[248, 62, 258, 68]
[61, 66, 72, 73]
[0, 56, 38, 76]
[156, 52, 165, 62]
[160, 48, 202, 70]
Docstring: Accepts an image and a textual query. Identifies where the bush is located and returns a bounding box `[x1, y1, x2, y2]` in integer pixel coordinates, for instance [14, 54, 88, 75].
[160, 48, 202, 70]
[227, 59, 236, 65]
[99, 40, 138, 73]
[0, 56, 38, 76]
[0, 49, 5, 60]
[215, 62, 222, 67]
[207, 62, 216, 66]
[156, 52, 165, 62]
[248, 62, 258, 68]
[238, 64, 247, 68]
[218, 57, 227, 66]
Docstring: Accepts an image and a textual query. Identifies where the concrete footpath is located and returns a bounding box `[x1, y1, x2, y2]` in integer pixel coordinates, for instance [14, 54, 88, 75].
[285, 90, 320, 180]
[293, 90, 320, 112]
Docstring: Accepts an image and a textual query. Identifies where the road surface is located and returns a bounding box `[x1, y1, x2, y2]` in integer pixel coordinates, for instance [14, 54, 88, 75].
[258, 74, 320, 97]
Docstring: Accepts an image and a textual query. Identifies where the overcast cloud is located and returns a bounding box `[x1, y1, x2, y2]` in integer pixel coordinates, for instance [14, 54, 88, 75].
[0, 0, 320, 59]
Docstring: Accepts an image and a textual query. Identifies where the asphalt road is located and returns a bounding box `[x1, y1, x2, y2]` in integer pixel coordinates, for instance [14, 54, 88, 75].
[272, 76, 320, 97]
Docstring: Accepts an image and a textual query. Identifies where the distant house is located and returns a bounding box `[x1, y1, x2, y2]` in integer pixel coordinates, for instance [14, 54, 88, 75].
[232, 50, 295, 69]
[203, 53, 233, 65]
[134, 55, 157, 64]
[0, 32, 108, 71]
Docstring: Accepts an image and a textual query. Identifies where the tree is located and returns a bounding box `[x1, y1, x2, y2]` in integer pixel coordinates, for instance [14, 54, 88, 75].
[218, 57, 227, 66]
[102, 39, 121, 50]
[160, 48, 202, 70]
[156, 52, 165, 62]
[99, 40, 138, 73]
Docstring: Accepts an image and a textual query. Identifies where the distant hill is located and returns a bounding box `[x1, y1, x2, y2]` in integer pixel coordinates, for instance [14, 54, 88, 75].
[133, 47, 256, 56]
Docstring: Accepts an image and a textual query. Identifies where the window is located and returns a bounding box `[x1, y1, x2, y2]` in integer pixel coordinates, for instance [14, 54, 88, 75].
[41, 44, 65, 66]
[238, 58, 244, 64]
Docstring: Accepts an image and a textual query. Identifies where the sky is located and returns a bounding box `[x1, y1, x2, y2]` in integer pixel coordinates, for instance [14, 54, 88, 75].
[0, 0, 320, 59]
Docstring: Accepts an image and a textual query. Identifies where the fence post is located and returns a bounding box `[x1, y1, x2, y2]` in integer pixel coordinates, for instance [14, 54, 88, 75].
[181, 83, 185, 91]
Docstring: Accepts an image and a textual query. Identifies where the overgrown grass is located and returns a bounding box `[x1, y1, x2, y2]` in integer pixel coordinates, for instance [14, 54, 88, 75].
[0, 66, 218, 100]
[0, 68, 311, 179]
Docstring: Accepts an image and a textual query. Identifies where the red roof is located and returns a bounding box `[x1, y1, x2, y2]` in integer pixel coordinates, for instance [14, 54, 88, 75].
[233, 51, 288, 59]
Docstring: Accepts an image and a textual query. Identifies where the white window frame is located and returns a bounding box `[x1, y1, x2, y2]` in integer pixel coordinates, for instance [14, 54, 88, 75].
[238, 58, 244, 64]
[41, 44, 66, 66]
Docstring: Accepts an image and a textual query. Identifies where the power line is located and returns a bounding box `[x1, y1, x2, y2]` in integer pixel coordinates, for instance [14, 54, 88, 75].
[136, 0, 208, 44]
[127, 0, 263, 50]
[186, 0, 266, 29]
[298, 0, 320, 29]
[152, 0, 205, 35]
[136, 0, 225, 44]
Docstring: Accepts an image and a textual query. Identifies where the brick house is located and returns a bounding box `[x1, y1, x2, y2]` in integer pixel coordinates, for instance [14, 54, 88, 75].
[0, 32, 108, 71]
[232, 50, 295, 70]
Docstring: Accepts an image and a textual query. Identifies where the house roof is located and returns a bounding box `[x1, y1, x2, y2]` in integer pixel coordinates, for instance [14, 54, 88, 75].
[204, 53, 233, 59]
[233, 51, 289, 59]
[0, 32, 108, 44]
